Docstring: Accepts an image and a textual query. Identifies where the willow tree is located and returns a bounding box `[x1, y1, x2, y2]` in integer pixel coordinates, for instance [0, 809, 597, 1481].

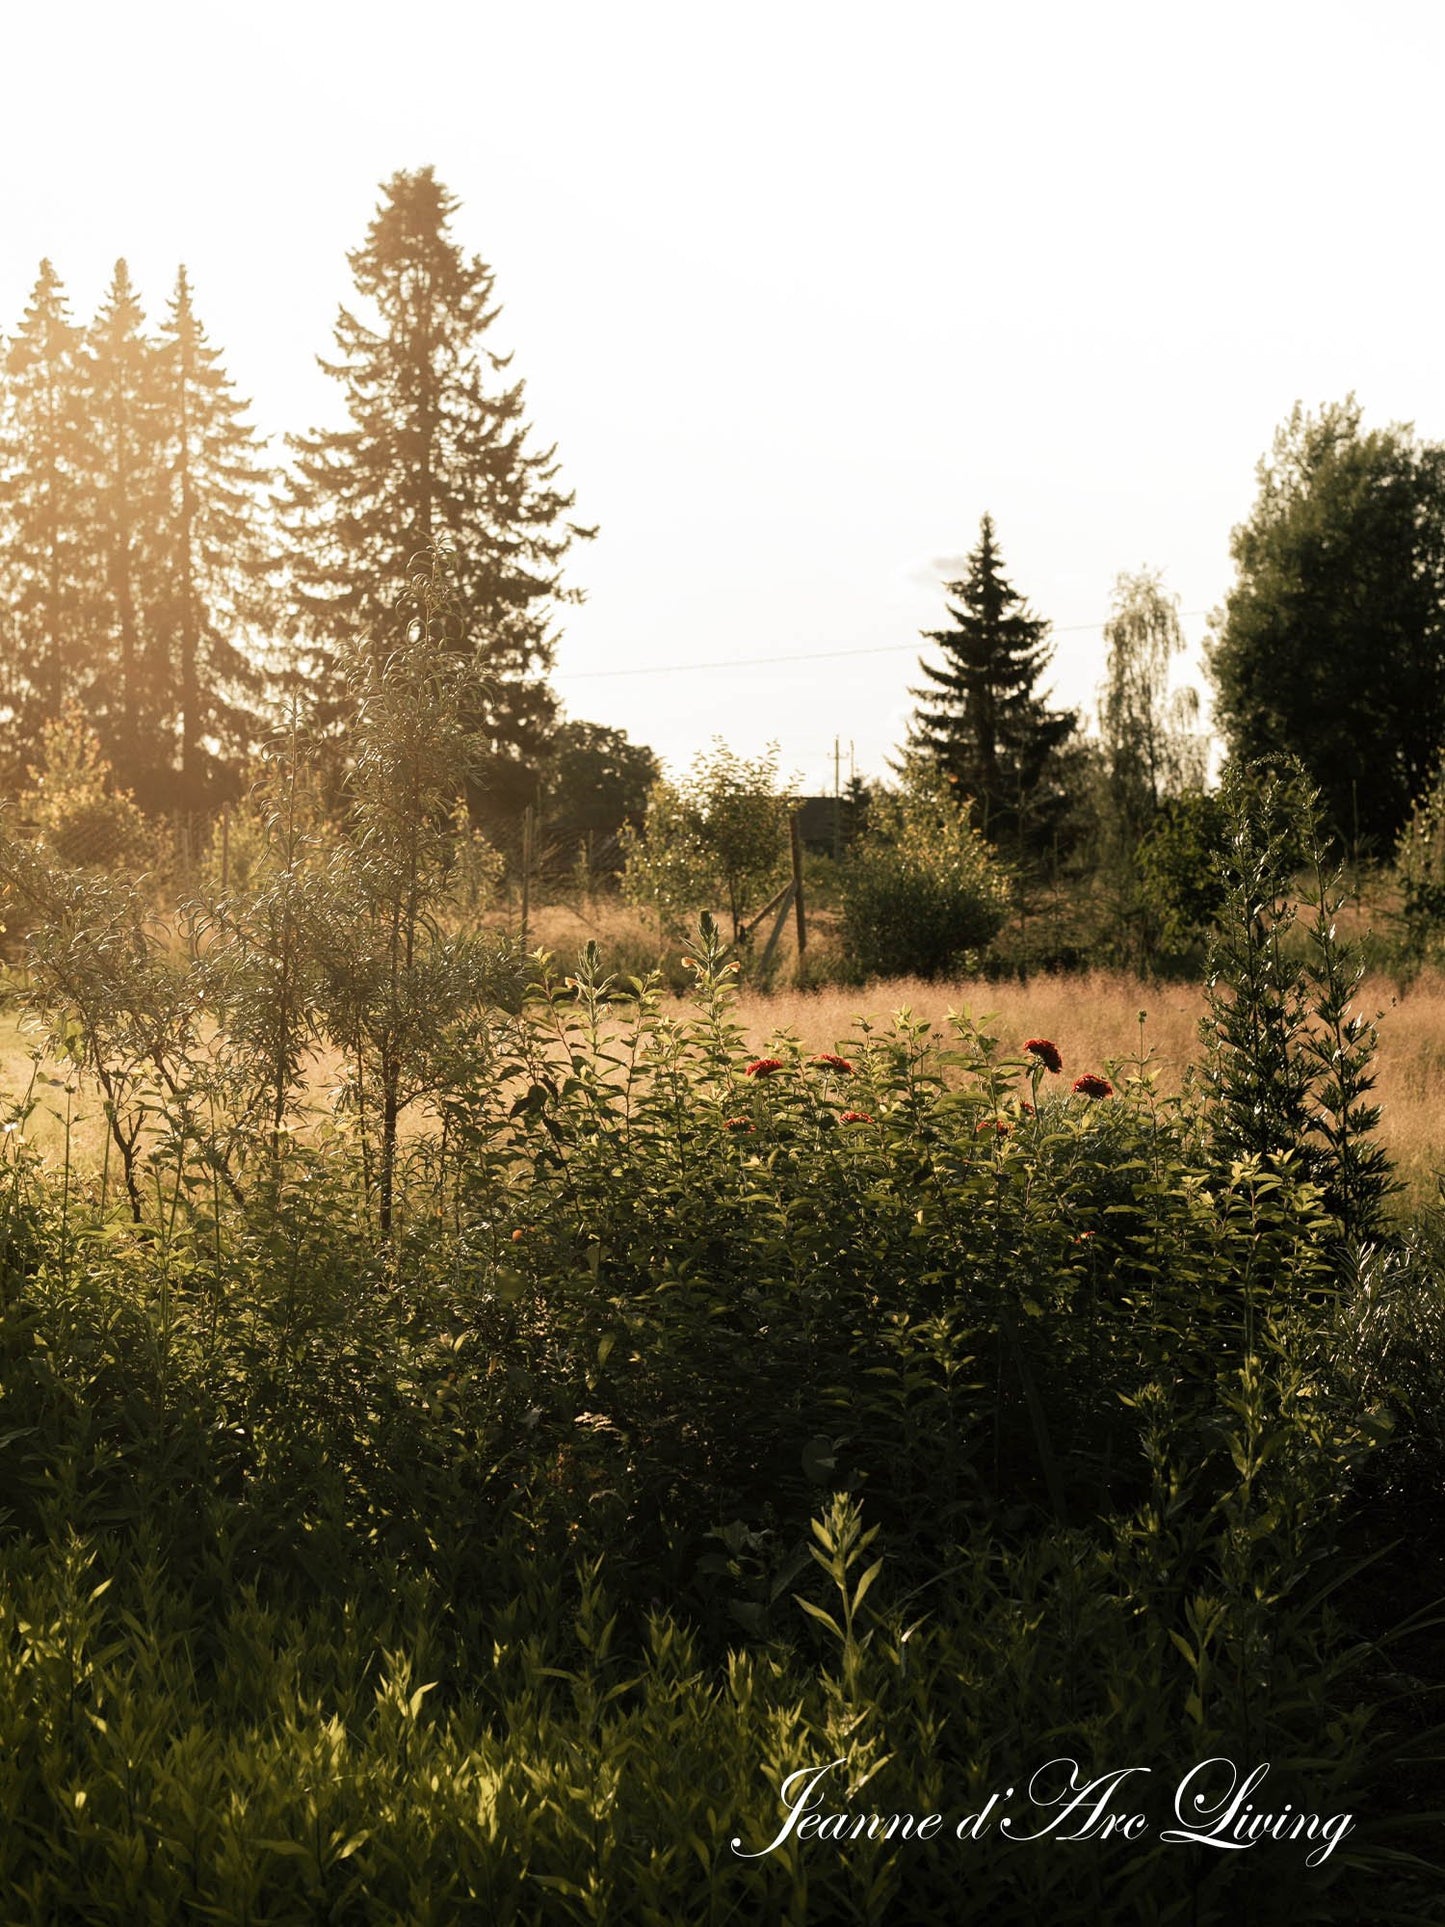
[1098, 569, 1204, 855]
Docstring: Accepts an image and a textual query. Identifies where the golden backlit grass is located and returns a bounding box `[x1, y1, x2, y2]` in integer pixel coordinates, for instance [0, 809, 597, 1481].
[732, 967, 1445, 1210]
[3, 962, 1442, 1212]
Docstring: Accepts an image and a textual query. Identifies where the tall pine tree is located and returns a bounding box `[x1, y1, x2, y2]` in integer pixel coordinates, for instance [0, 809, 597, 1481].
[0, 261, 95, 766]
[281, 167, 590, 821]
[151, 267, 274, 807]
[906, 513, 1076, 854]
[82, 259, 168, 790]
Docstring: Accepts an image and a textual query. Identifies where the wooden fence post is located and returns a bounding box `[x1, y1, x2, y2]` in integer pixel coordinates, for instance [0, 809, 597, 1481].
[520, 805, 533, 948]
[790, 812, 807, 958]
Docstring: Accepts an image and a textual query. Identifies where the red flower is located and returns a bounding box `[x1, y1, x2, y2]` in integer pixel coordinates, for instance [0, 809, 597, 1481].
[839, 1109, 873, 1124]
[976, 1118, 1012, 1136]
[1072, 1073, 1113, 1100]
[810, 1052, 854, 1074]
[1025, 1038, 1063, 1074]
[1019, 1101, 1036, 1117]
[723, 1116, 755, 1133]
[744, 1057, 785, 1078]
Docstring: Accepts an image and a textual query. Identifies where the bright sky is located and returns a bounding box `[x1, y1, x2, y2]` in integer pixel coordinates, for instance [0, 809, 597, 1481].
[4, 1, 1443, 794]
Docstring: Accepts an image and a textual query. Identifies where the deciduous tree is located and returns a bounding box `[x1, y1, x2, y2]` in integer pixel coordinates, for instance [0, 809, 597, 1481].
[622, 741, 793, 946]
[1208, 397, 1445, 853]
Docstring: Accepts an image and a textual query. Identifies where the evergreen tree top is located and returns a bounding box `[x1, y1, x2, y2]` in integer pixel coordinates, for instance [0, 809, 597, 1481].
[920, 512, 1054, 695]
[5, 261, 80, 378]
[903, 511, 1076, 856]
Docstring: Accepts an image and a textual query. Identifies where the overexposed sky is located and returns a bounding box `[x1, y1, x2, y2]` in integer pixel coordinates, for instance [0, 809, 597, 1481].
[4, 1, 1443, 792]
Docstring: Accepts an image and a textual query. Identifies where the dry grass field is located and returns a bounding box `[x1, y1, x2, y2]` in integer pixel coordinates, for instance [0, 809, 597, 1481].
[4, 945, 1442, 1213]
[731, 967, 1445, 1212]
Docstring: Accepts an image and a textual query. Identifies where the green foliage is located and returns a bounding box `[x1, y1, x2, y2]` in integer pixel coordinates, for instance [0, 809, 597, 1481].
[0, 261, 92, 757]
[296, 548, 511, 1234]
[18, 706, 149, 873]
[1393, 758, 1445, 972]
[538, 718, 659, 868]
[1097, 570, 1203, 848]
[838, 763, 1010, 978]
[621, 739, 794, 945]
[1135, 787, 1231, 969]
[1207, 396, 1445, 853]
[0, 677, 1437, 1916]
[1093, 571, 1207, 964]
[0, 260, 274, 807]
[149, 266, 276, 806]
[0, 930, 1426, 1916]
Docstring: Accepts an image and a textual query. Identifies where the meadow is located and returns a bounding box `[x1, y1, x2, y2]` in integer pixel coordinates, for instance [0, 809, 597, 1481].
[470, 890, 1445, 1213]
[1, 678, 1444, 1921]
[11, 963, 1444, 1209]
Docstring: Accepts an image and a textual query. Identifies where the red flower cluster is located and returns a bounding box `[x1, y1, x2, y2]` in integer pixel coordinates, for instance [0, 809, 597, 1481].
[1019, 1100, 1036, 1117]
[976, 1118, 1012, 1137]
[1072, 1073, 1113, 1100]
[1025, 1038, 1063, 1074]
[744, 1057, 785, 1079]
[839, 1109, 873, 1125]
[810, 1053, 854, 1074]
[723, 1116, 755, 1133]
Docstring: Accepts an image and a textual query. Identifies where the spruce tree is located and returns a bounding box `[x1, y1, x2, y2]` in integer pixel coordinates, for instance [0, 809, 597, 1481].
[0, 261, 95, 764]
[281, 167, 589, 820]
[81, 260, 168, 791]
[906, 513, 1076, 854]
[151, 268, 274, 806]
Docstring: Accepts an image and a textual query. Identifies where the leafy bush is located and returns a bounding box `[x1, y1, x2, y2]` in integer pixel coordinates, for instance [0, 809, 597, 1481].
[1394, 758, 1445, 971]
[16, 705, 149, 872]
[621, 739, 794, 946]
[1135, 786, 1230, 966]
[839, 765, 1010, 978]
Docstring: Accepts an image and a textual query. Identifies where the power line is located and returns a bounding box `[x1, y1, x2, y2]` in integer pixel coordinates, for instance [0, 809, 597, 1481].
[552, 612, 1211, 682]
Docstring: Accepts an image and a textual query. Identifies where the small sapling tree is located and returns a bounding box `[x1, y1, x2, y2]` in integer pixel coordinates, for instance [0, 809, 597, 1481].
[621, 740, 794, 948]
[305, 545, 506, 1235]
[1202, 758, 1394, 1248]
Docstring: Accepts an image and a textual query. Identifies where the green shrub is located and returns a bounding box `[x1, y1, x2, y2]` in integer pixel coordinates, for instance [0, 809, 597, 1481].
[839, 767, 1010, 978]
[621, 739, 794, 948]
[17, 705, 149, 873]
